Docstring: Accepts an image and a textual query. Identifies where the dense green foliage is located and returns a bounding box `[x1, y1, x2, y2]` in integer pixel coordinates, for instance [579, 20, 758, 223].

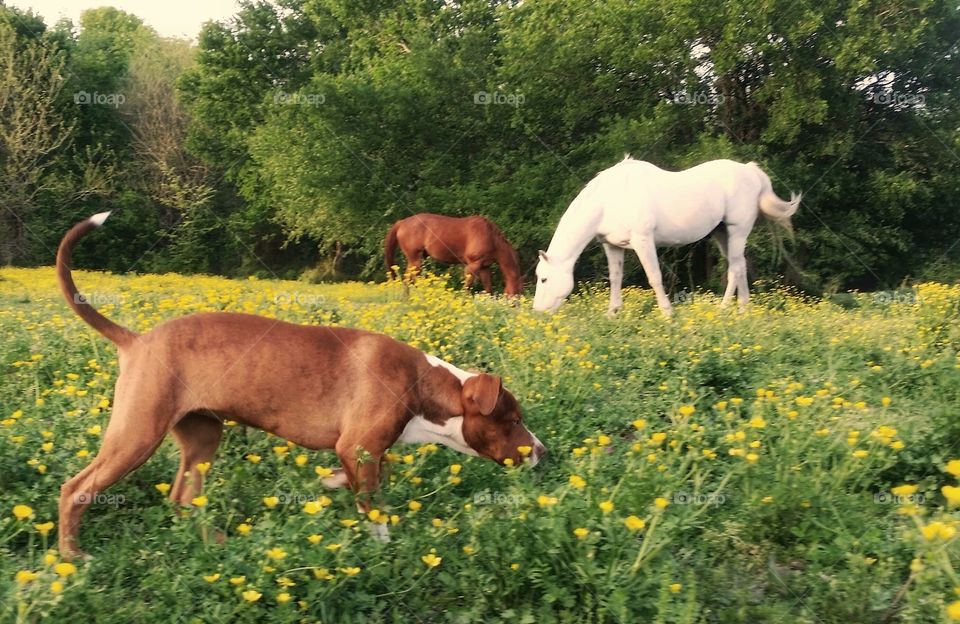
[2, 0, 960, 290]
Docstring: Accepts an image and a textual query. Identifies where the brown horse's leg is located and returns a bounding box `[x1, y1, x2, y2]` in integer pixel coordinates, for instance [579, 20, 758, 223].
[402, 247, 424, 282]
[465, 261, 484, 293]
[477, 267, 494, 294]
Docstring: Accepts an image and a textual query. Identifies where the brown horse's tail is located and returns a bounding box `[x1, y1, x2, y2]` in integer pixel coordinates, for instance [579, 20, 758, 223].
[384, 221, 401, 279]
[56, 212, 138, 347]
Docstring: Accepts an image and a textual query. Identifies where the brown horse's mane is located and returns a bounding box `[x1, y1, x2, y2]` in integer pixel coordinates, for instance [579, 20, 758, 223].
[482, 218, 518, 257]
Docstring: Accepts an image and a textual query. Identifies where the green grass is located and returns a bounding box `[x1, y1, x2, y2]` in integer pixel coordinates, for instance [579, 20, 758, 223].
[2, 267, 960, 623]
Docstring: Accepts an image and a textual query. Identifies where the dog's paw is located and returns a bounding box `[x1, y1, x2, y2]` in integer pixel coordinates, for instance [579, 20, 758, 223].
[370, 523, 390, 543]
[321, 469, 349, 489]
[60, 548, 92, 563]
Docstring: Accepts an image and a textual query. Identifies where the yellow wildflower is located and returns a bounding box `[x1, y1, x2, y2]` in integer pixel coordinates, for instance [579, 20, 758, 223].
[624, 515, 646, 531]
[13, 505, 34, 520]
[421, 553, 442, 568]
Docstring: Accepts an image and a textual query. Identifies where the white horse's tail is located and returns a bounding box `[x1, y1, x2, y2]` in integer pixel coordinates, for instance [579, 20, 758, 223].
[749, 162, 801, 232]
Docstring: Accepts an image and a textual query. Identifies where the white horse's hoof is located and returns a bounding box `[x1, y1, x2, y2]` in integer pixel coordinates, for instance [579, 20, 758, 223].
[606, 307, 621, 318]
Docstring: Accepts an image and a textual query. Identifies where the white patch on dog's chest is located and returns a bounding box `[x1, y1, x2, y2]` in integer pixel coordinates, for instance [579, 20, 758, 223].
[398, 415, 478, 456]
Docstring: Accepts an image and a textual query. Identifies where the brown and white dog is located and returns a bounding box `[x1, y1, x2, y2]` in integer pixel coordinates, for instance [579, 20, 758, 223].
[55, 212, 545, 559]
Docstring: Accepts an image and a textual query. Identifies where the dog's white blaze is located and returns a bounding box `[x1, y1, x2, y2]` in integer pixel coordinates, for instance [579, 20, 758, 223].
[528, 432, 545, 466]
[89, 211, 111, 227]
[398, 414, 478, 456]
[425, 354, 476, 383]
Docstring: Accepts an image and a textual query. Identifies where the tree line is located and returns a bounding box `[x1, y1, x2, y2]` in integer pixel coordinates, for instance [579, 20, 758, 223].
[2, 0, 958, 292]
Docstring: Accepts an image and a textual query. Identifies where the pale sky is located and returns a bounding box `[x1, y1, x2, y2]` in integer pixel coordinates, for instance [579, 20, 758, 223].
[7, 0, 243, 39]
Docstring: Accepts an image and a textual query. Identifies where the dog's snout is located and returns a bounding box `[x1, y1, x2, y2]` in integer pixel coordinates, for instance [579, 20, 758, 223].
[528, 436, 547, 466]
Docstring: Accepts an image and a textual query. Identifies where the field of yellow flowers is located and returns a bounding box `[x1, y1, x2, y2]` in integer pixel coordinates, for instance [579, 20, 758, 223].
[3, 267, 960, 622]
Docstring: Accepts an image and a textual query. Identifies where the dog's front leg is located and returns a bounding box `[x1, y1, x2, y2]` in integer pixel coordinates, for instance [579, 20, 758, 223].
[334, 441, 389, 541]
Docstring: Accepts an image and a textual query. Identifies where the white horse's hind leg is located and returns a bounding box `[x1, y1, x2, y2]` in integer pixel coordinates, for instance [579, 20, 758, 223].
[724, 225, 751, 311]
[631, 236, 673, 317]
[602, 242, 625, 316]
[736, 263, 750, 311]
[713, 228, 737, 307]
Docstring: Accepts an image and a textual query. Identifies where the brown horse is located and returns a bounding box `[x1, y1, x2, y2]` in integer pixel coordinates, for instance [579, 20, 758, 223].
[384, 213, 523, 296]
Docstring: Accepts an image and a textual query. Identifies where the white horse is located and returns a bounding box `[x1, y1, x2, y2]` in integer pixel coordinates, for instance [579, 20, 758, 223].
[533, 157, 800, 316]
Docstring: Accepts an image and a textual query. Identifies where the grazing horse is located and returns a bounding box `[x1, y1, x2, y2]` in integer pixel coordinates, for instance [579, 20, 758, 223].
[533, 157, 800, 316]
[384, 213, 523, 296]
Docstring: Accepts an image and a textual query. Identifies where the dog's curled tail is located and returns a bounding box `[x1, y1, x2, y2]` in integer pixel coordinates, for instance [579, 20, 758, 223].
[384, 221, 401, 279]
[56, 212, 138, 347]
[749, 162, 801, 233]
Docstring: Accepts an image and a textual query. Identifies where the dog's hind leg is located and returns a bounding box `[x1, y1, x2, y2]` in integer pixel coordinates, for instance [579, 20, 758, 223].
[169, 411, 224, 506]
[58, 393, 172, 559]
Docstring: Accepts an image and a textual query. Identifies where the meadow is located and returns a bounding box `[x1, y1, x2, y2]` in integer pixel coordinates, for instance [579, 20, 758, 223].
[2, 267, 960, 623]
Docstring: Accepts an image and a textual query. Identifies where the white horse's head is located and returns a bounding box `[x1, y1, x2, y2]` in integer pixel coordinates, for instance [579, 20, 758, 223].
[533, 250, 574, 313]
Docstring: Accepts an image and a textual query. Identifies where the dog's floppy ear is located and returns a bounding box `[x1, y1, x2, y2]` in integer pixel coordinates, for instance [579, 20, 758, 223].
[462, 374, 501, 416]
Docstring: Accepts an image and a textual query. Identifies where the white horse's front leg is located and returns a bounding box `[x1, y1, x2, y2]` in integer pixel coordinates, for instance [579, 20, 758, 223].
[602, 242, 625, 316]
[631, 236, 673, 317]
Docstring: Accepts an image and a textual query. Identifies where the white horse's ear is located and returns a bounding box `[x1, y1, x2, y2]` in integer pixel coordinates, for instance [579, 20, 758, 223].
[538, 250, 549, 262]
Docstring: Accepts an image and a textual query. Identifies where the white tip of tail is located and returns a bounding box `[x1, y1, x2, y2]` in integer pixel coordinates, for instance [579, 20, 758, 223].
[89, 211, 111, 227]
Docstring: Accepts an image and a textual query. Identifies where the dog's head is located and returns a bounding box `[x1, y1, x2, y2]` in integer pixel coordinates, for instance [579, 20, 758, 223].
[460, 374, 546, 466]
